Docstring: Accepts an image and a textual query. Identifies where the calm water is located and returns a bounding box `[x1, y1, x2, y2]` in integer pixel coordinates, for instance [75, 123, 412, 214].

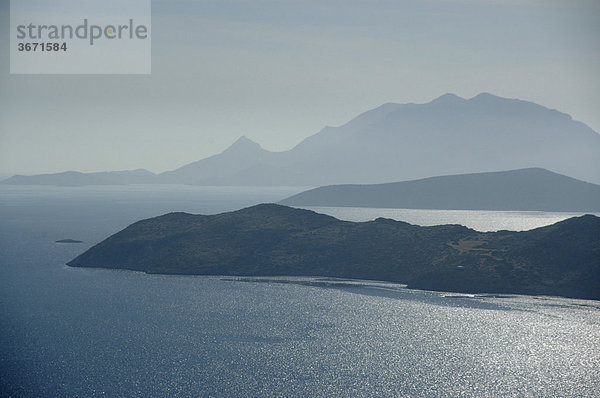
[1, 185, 599, 397]
[300, 206, 600, 232]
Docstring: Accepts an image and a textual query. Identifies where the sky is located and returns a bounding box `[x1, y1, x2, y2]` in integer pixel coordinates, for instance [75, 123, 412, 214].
[0, 0, 599, 175]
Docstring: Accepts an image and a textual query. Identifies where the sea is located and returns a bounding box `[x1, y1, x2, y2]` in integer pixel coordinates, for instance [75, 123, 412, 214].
[1, 185, 599, 397]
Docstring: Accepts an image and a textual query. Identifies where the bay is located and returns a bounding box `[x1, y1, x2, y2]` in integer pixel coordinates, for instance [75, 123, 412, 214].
[1, 185, 599, 397]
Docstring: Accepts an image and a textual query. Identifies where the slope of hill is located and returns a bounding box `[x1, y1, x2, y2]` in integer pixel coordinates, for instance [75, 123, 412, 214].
[157, 136, 278, 184]
[67, 204, 600, 300]
[279, 168, 600, 212]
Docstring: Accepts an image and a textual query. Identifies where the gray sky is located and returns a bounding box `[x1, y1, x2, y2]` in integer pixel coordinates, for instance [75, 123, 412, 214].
[1, 0, 599, 175]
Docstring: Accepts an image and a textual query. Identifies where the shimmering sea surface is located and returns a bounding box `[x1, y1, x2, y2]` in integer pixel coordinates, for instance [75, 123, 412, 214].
[299, 206, 600, 232]
[1, 185, 599, 397]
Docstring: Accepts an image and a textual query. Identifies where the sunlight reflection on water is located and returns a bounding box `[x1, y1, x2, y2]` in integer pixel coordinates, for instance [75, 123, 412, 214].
[300, 206, 600, 231]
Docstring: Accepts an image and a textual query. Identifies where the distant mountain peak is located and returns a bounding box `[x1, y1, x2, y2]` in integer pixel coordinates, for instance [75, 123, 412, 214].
[468, 92, 514, 103]
[223, 136, 264, 154]
[233, 135, 259, 146]
[472, 92, 495, 99]
[431, 93, 465, 104]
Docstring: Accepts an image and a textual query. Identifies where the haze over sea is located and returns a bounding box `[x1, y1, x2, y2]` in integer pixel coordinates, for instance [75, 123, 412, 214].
[1, 185, 599, 397]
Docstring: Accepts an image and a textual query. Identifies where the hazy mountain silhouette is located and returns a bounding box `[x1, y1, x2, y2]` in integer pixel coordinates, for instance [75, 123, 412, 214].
[158, 136, 274, 183]
[280, 168, 600, 212]
[1, 169, 156, 186]
[163, 92, 599, 186]
[269, 92, 600, 185]
[4, 93, 599, 186]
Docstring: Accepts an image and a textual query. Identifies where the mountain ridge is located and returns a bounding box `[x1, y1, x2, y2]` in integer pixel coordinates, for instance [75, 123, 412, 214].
[1, 169, 157, 186]
[4, 93, 599, 186]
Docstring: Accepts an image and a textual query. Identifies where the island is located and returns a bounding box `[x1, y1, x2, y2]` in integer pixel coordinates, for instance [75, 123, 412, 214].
[279, 168, 600, 212]
[67, 204, 600, 300]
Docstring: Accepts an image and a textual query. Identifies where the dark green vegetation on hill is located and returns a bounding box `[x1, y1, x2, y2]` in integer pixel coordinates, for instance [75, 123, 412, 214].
[68, 204, 600, 300]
